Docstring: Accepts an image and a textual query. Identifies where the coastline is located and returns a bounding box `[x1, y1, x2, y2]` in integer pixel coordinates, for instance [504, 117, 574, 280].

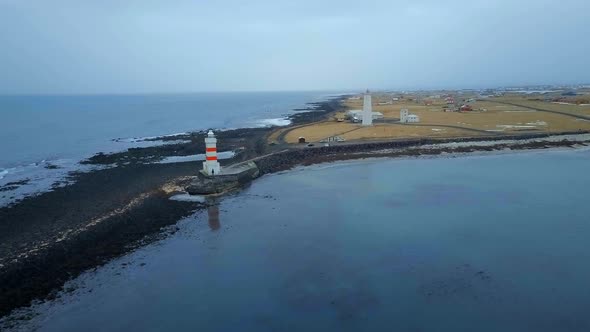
[0, 92, 343, 208]
[251, 131, 590, 176]
[1, 94, 590, 319]
[0, 97, 344, 318]
[273, 141, 590, 177]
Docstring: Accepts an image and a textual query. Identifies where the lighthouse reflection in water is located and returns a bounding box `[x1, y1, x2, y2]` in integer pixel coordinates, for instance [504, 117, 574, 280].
[207, 204, 220, 231]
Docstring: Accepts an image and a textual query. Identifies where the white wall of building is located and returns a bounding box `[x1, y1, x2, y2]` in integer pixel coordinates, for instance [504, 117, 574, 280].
[362, 92, 373, 126]
[400, 109, 409, 123]
[400, 109, 419, 123]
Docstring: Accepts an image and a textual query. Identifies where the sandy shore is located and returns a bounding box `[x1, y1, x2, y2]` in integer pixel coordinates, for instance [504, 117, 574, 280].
[1, 95, 590, 320]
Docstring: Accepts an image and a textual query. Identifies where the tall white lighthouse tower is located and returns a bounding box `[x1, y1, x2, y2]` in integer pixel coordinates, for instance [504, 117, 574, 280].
[203, 130, 221, 176]
[362, 89, 373, 126]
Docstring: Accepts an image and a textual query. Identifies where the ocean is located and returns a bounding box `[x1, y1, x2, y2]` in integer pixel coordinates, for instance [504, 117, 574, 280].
[0, 91, 341, 205]
[7, 148, 590, 331]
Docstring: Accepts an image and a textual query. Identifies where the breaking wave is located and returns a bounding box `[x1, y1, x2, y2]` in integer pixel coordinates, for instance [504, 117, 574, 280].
[256, 118, 291, 127]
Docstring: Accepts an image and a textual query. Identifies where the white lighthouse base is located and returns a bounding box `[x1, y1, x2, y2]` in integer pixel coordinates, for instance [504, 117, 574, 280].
[203, 161, 221, 176]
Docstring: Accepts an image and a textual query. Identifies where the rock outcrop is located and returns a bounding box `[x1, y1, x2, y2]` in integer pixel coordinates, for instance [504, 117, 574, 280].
[186, 161, 260, 195]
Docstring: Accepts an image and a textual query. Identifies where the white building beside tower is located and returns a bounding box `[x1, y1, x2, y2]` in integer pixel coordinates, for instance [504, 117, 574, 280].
[362, 90, 373, 126]
[203, 130, 221, 176]
[400, 108, 420, 123]
[400, 109, 409, 122]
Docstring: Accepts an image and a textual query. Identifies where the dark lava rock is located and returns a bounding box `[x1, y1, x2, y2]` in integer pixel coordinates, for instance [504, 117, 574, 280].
[186, 176, 239, 195]
[186, 162, 260, 195]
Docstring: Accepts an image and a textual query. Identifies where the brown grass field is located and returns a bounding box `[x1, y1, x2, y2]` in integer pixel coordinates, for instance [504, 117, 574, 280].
[279, 92, 590, 144]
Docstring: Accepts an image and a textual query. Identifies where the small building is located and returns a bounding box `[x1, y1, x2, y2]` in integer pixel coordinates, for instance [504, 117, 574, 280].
[298, 137, 306, 143]
[400, 108, 420, 123]
[460, 104, 473, 112]
[400, 109, 409, 122]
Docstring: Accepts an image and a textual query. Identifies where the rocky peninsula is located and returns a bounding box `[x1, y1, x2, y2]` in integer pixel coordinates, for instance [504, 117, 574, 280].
[1, 95, 590, 322]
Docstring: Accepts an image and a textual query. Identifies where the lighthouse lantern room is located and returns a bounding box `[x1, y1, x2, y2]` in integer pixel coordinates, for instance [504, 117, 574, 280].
[203, 130, 221, 176]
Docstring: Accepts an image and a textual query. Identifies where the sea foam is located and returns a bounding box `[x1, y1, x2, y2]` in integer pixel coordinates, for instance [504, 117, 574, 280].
[169, 194, 206, 203]
[114, 132, 190, 143]
[0, 159, 105, 208]
[256, 118, 291, 127]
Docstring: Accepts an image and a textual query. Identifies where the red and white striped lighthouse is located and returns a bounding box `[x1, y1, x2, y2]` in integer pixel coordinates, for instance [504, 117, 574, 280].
[203, 130, 221, 176]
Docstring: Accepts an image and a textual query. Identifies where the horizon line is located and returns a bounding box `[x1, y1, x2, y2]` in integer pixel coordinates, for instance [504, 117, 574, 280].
[1, 82, 589, 97]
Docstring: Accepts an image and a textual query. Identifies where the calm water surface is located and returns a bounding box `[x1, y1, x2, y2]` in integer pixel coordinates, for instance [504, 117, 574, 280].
[8, 149, 590, 331]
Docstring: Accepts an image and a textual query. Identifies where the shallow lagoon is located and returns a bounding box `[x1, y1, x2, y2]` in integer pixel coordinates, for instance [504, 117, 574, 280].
[8, 148, 590, 331]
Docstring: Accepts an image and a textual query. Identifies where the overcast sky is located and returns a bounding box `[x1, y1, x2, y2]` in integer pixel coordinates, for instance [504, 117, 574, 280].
[0, 0, 588, 94]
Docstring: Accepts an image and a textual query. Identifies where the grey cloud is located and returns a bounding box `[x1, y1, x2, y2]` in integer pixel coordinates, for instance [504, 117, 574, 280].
[0, 0, 588, 94]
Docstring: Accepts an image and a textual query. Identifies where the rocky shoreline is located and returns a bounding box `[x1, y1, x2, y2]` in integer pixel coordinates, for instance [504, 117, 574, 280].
[253, 131, 590, 175]
[1, 94, 590, 320]
[0, 97, 343, 319]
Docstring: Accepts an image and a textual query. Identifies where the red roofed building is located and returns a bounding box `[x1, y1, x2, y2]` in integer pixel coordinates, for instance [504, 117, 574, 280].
[460, 104, 473, 112]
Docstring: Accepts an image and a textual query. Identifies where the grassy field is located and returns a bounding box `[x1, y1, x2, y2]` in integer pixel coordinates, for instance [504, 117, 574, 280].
[279, 92, 590, 144]
[282, 121, 480, 143]
[492, 96, 590, 116]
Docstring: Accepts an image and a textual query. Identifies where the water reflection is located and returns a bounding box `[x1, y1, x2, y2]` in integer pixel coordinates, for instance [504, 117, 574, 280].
[207, 204, 220, 231]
